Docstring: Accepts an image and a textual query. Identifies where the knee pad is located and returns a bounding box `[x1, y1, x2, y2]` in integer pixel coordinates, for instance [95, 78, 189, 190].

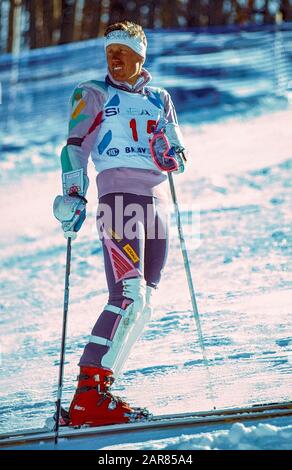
[112, 285, 155, 378]
[122, 277, 146, 315]
[88, 279, 151, 377]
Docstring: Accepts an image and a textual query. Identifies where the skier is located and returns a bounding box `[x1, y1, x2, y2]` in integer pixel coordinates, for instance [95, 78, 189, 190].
[54, 20, 187, 427]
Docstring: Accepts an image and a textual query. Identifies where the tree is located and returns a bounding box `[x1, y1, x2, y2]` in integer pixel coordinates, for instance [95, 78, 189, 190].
[209, 0, 227, 26]
[146, 0, 157, 28]
[88, 0, 103, 38]
[281, 0, 292, 21]
[108, 0, 127, 24]
[8, 0, 22, 53]
[81, 0, 104, 40]
[43, 0, 54, 45]
[59, 0, 76, 44]
[185, 0, 202, 27]
[160, 0, 179, 27]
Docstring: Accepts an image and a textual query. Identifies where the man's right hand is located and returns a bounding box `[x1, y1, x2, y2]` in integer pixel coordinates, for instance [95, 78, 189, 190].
[53, 194, 87, 239]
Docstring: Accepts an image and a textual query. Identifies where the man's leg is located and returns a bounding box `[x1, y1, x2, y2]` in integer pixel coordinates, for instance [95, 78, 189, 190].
[68, 193, 151, 426]
[108, 197, 170, 377]
[144, 197, 169, 289]
[79, 193, 147, 375]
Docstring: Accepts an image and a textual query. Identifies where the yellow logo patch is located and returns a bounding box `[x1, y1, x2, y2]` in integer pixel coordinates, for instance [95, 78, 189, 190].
[123, 244, 139, 263]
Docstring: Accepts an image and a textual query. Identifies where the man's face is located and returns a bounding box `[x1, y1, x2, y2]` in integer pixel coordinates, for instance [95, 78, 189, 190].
[106, 43, 144, 85]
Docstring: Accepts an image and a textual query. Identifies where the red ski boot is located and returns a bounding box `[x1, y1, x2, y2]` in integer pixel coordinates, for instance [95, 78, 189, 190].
[68, 366, 149, 427]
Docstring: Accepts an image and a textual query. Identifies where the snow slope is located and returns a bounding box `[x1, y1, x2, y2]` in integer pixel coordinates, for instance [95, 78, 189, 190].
[0, 27, 291, 449]
[101, 418, 292, 451]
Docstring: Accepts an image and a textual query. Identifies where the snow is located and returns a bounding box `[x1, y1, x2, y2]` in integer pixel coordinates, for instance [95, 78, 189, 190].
[5, 416, 291, 450]
[101, 419, 292, 451]
[0, 28, 291, 450]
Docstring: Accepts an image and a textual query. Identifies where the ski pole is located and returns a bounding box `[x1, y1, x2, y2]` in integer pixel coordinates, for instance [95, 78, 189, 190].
[54, 236, 72, 446]
[168, 172, 216, 406]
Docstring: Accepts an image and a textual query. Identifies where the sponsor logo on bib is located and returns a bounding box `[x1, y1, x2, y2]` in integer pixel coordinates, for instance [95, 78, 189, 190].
[107, 148, 120, 156]
[125, 146, 146, 154]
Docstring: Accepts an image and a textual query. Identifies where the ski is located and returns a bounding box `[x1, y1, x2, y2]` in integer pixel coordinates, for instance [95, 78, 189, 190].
[0, 400, 291, 448]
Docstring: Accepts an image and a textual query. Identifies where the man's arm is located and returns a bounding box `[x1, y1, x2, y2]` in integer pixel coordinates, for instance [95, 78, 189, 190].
[61, 83, 105, 177]
[54, 82, 106, 238]
[160, 90, 188, 174]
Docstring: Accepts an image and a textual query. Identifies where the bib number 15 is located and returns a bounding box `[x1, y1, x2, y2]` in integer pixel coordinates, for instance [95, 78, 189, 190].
[129, 119, 157, 142]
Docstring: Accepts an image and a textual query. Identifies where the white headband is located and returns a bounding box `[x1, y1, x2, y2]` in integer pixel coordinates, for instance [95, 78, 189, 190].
[104, 30, 147, 59]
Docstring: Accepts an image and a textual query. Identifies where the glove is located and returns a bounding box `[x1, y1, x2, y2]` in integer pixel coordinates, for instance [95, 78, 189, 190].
[167, 146, 187, 174]
[163, 123, 187, 174]
[53, 194, 87, 240]
[149, 121, 187, 174]
[53, 168, 89, 239]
